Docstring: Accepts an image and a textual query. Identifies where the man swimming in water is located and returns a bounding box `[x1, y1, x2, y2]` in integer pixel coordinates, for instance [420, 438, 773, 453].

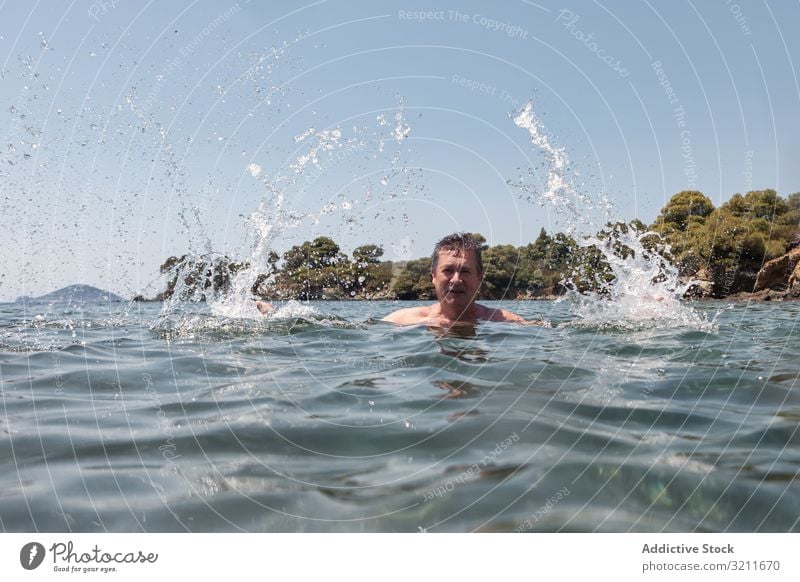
[383, 232, 544, 326]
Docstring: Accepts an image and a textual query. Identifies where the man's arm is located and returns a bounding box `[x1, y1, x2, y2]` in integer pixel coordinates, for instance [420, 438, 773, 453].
[489, 307, 549, 326]
[381, 310, 406, 323]
[499, 309, 525, 322]
[480, 306, 524, 322]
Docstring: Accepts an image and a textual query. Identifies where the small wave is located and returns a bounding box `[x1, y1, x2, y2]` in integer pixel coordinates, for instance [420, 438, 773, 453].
[150, 301, 364, 339]
[561, 293, 715, 332]
[270, 300, 320, 320]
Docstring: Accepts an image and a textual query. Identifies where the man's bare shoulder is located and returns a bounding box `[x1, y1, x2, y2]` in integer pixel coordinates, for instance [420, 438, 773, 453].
[382, 305, 436, 325]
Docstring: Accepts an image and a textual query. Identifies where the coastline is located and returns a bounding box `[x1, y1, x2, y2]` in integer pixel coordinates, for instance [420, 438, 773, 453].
[132, 291, 800, 303]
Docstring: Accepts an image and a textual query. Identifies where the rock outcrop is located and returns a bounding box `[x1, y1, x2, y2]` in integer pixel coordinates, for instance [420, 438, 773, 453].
[753, 248, 800, 292]
[680, 267, 714, 298]
[788, 260, 800, 290]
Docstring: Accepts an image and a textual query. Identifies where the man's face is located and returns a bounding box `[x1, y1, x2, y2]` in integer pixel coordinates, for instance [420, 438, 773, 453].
[431, 250, 483, 309]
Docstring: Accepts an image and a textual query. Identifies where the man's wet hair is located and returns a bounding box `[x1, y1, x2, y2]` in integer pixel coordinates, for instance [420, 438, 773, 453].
[431, 232, 485, 274]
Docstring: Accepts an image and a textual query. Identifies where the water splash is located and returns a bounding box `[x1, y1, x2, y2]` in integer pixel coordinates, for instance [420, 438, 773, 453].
[512, 101, 709, 330]
[512, 102, 576, 218]
[202, 100, 414, 320]
[392, 95, 412, 142]
[290, 127, 343, 174]
[566, 227, 709, 330]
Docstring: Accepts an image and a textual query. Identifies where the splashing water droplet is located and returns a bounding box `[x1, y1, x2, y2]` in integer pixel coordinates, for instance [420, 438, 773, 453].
[512, 100, 709, 330]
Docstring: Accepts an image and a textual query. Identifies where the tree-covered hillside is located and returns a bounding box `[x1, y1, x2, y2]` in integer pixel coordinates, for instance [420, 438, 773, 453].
[154, 189, 800, 301]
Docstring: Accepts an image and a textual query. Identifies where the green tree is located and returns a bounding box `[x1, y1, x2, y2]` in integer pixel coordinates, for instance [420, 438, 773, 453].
[342, 245, 389, 298]
[481, 244, 521, 299]
[283, 237, 341, 271]
[392, 258, 434, 299]
[650, 191, 715, 279]
[352, 244, 384, 265]
[518, 230, 577, 293]
[280, 237, 346, 299]
[652, 190, 715, 234]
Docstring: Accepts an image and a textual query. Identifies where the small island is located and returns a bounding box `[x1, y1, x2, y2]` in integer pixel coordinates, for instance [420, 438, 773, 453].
[15, 285, 125, 306]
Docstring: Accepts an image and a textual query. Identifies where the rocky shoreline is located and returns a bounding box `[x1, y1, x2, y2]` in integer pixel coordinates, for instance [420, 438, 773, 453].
[684, 246, 800, 302]
[719, 288, 800, 302]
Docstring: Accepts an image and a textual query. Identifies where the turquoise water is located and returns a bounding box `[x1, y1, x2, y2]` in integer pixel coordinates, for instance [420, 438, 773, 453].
[1, 299, 799, 532]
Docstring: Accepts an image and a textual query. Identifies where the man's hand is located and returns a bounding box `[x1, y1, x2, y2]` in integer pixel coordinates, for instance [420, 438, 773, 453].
[520, 320, 551, 327]
[256, 301, 275, 315]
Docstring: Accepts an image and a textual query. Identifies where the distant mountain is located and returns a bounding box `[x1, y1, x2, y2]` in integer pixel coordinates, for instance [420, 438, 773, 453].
[17, 285, 125, 304]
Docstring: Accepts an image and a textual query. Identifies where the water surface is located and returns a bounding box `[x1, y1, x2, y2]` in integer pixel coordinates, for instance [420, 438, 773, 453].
[1, 299, 799, 532]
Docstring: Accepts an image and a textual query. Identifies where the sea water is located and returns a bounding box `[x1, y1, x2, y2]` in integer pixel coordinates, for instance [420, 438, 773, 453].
[1, 298, 799, 532]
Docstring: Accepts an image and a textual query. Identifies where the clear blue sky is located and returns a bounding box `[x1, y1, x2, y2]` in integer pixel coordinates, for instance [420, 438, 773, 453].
[1, 0, 798, 301]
